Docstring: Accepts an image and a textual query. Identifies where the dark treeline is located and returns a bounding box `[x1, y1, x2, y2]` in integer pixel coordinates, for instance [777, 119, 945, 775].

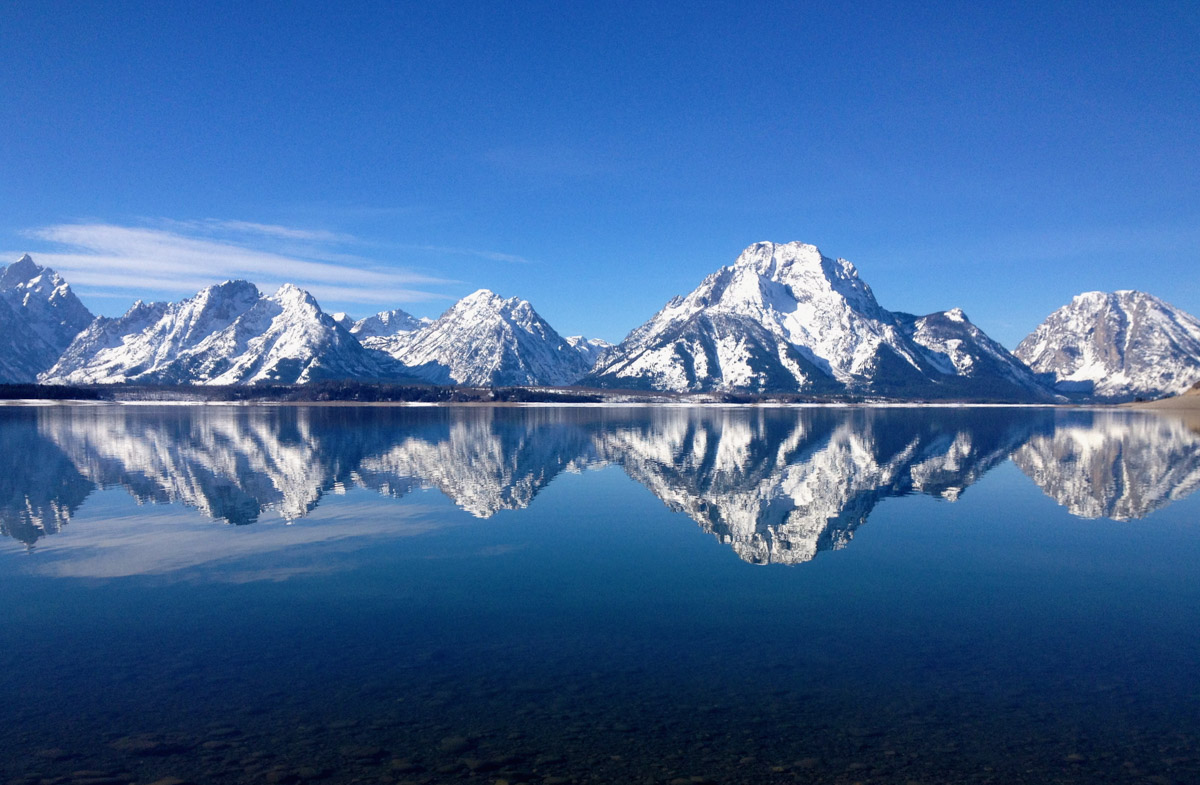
[0, 382, 1024, 405]
[0, 381, 606, 404]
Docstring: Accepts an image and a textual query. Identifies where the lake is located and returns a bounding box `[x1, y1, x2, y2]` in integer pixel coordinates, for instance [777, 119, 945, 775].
[1, 403, 1199, 785]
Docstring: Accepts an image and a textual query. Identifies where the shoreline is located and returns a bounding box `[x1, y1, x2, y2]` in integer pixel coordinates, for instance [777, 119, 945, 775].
[0, 397, 1098, 409]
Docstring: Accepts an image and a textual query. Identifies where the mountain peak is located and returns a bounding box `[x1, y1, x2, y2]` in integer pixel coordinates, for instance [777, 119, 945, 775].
[272, 282, 303, 295]
[270, 282, 318, 308]
[1016, 289, 1200, 400]
[42, 278, 393, 386]
[0, 255, 95, 383]
[370, 289, 589, 386]
[457, 288, 508, 309]
[351, 308, 425, 338]
[1, 254, 45, 289]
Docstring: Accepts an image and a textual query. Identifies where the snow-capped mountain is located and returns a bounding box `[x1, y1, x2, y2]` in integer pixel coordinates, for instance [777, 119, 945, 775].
[349, 308, 430, 339]
[43, 280, 399, 385]
[367, 289, 594, 386]
[565, 335, 614, 369]
[585, 242, 1050, 400]
[0, 255, 94, 382]
[895, 307, 1050, 399]
[1015, 290, 1200, 401]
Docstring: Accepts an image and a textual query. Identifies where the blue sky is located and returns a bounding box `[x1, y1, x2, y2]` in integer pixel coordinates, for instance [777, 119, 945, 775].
[2, 1, 1197, 348]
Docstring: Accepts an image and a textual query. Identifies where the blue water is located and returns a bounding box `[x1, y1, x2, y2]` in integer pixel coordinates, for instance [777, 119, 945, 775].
[1, 404, 1198, 784]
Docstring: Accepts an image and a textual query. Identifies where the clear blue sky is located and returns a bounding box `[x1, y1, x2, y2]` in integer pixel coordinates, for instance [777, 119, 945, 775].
[2, 1, 1197, 348]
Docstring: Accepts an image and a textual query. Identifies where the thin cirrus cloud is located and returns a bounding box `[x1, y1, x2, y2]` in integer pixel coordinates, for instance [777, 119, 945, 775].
[19, 221, 458, 307]
[407, 244, 532, 264]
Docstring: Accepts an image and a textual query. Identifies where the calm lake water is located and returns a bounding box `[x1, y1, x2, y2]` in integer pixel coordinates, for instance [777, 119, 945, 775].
[2, 404, 1199, 785]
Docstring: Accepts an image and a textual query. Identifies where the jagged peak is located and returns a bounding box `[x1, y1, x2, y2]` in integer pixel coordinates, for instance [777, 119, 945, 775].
[734, 241, 823, 266]
[123, 299, 167, 317]
[350, 308, 426, 338]
[187, 279, 260, 304]
[566, 335, 612, 347]
[724, 241, 872, 294]
[450, 289, 536, 319]
[1, 253, 47, 288]
[270, 282, 316, 306]
[457, 288, 507, 307]
[1064, 290, 1167, 312]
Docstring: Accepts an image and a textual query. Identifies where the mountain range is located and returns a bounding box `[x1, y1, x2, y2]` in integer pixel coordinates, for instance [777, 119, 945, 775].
[5, 242, 1200, 401]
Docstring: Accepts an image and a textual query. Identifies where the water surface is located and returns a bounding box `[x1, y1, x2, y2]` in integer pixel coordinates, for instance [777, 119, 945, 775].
[2, 404, 1199, 785]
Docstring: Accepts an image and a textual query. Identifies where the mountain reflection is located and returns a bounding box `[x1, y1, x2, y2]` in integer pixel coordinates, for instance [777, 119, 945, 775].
[1012, 411, 1200, 520]
[601, 409, 1045, 564]
[2, 405, 1198, 562]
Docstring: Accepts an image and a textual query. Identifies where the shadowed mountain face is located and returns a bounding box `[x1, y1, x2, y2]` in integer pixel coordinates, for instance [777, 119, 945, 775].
[0, 409, 94, 545]
[3, 406, 1198, 562]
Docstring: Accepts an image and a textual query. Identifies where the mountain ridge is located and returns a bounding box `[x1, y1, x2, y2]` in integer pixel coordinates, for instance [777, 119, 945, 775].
[7, 247, 1200, 400]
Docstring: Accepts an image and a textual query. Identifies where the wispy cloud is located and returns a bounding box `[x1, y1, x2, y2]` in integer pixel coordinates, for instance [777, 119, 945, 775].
[407, 244, 532, 264]
[16, 221, 458, 308]
[164, 218, 355, 244]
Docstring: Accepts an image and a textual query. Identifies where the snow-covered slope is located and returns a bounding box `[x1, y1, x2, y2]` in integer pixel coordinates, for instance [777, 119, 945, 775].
[350, 308, 429, 339]
[896, 308, 1051, 400]
[199, 284, 399, 385]
[565, 335, 614, 369]
[1015, 291, 1200, 401]
[368, 289, 593, 386]
[0, 255, 94, 382]
[43, 281, 399, 385]
[586, 242, 1048, 399]
[45, 280, 259, 384]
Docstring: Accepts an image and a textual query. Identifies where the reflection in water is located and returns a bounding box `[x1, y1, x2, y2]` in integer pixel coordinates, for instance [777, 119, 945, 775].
[1013, 411, 1200, 519]
[2, 405, 1199, 561]
[602, 409, 1043, 563]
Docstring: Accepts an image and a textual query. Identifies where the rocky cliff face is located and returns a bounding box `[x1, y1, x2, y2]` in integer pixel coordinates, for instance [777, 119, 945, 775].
[0, 254, 94, 382]
[1016, 290, 1200, 401]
